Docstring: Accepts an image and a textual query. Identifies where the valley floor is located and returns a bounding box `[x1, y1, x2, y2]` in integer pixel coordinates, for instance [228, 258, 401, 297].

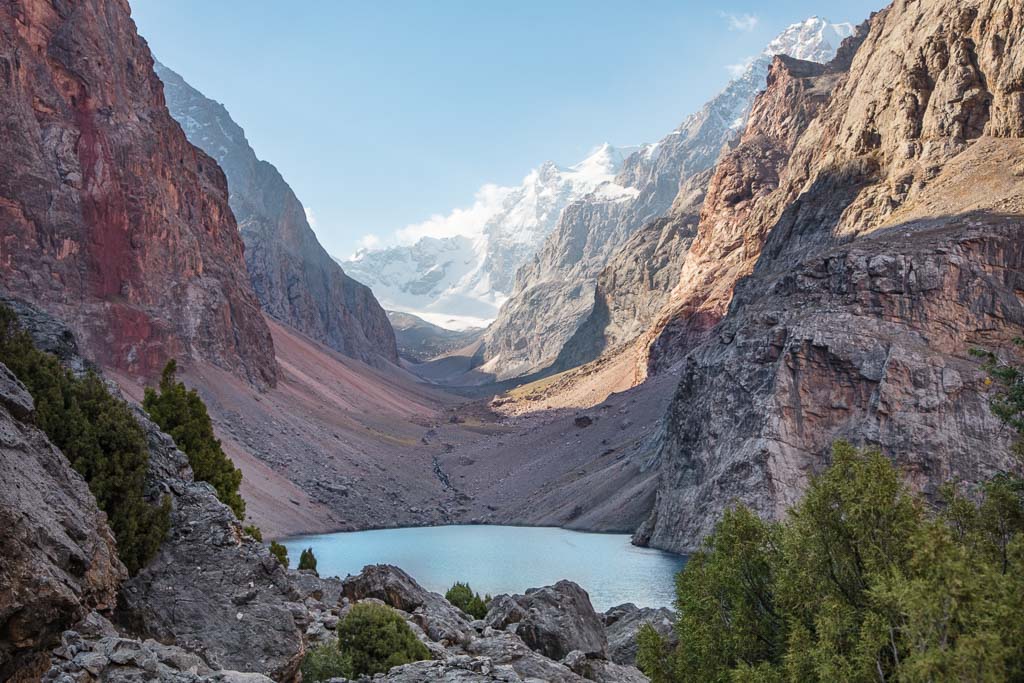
[113, 315, 673, 540]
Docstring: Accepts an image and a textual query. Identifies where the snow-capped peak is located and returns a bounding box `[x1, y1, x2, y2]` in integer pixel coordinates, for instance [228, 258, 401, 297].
[764, 16, 855, 63]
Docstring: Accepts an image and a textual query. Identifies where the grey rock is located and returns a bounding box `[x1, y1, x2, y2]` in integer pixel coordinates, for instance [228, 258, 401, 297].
[155, 62, 398, 368]
[119, 418, 304, 680]
[484, 581, 607, 661]
[0, 362, 33, 420]
[42, 616, 275, 683]
[289, 569, 345, 606]
[0, 370, 125, 680]
[603, 603, 677, 666]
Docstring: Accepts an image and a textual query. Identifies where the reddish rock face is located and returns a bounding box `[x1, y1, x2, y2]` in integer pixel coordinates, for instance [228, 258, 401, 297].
[0, 0, 276, 387]
[636, 0, 1024, 553]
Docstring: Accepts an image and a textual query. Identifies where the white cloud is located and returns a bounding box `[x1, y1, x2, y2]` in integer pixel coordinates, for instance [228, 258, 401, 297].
[304, 206, 318, 229]
[357, 234, 382, 251]
[394, 183, 512, 245]
[725, 56, 756, 78]
[721, 11, 759, 32]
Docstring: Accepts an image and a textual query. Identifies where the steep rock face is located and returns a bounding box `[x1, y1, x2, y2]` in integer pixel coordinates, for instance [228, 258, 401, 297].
[119, 411, 305, 681]
[480, 18, 854, 380]
[638, 0, 1024, 553]
[0, 0, 275, 387]
[0, 364, 125, 680]
[644, 49, 857, 371]
[556, 168, 709, 370]
[156, 63, 398, 367]
[6, 299, 306, 680]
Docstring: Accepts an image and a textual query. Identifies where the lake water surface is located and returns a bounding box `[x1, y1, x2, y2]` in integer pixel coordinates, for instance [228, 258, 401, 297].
[283, 525, 685, 611]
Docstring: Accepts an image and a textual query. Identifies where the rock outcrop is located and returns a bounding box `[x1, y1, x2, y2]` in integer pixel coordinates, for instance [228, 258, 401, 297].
[0, 0, 276, 387]
[119, 411, 305, 681]
[484, 582, 607, 662]
[155, 62, 399, 368]
[602, 604, 677, 666]
[4, 300, 306, 680]
[339, 565, 646, 683]
[637, 0, 1024, 553]
[42, 612, 274, 683]
[556, 169, 709, 370]
[480, 18, 854, 381]
[0, 365, 125, 680]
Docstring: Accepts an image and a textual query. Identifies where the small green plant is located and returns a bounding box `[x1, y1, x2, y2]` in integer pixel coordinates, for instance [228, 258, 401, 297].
[444, 581, 491, 619]
[336, 602, 430, 677]
[242, 524, 263, 542]
[298, 547, 318, 574]
[269, 540, 289, 568]
[143, 359, 246, 519]
[300, 641, 350, 682]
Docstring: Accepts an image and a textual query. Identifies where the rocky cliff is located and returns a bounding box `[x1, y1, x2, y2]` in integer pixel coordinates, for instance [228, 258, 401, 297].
[637, 0, 1024, 553]
[4, 299, 306, 681]
[0, 0, 276, 387]
[0, 364, 124, 680]
[480, 18, 854, 381]
[641, 47, 860, 372]
[156, 62, 399, 367]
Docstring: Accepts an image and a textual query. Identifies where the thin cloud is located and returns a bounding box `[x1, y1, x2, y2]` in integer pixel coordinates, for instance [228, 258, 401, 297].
[721, 11, 759, 32]
[725, 56, 756, 78]
[394, 183, 512, 245]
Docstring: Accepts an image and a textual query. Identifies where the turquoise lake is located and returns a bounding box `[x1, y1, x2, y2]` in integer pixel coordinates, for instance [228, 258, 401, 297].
[282, 525, 685, 611]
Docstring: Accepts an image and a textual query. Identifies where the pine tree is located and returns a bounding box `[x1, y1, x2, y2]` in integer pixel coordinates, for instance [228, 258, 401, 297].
[298, 547, 318, 574]
[270, 540, 289, 568]
[143, 360, 246, 518]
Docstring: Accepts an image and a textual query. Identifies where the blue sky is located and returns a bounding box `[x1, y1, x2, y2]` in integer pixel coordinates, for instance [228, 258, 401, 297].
[131, 1, 885, 258]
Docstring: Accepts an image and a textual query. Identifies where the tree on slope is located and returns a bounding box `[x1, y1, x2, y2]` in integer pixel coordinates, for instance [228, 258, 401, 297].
[144, 359, 246, 519]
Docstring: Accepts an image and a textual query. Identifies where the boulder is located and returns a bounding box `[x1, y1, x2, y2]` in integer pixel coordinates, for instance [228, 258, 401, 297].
[462, 631, 585, 682]
[289, 569, 345, 606]
[484, 581, 607, 661]
[603, 603, 677, 665]
[562, 650, 649, 683]
[0, 365, 125, 679]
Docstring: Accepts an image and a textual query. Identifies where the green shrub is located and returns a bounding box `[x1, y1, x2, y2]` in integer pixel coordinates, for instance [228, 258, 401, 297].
[300, 641, 350, 682]
[269, 540, 289, 568]
[143, 359, 245, 518]
[298, 547, 318, 574]
[444, 581, 490, 619]
[336, 602, 430, 677]
[638, 442, 1024, 682]
[242, 525, 263, 542]
[0, 304, 170, 575]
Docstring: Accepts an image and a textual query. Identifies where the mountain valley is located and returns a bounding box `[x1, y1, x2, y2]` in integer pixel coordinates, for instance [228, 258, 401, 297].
[1, 0, 1022, 681]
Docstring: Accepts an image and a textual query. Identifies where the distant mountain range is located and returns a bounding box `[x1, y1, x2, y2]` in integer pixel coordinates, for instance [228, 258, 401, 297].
[341, 143, 641, 330]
